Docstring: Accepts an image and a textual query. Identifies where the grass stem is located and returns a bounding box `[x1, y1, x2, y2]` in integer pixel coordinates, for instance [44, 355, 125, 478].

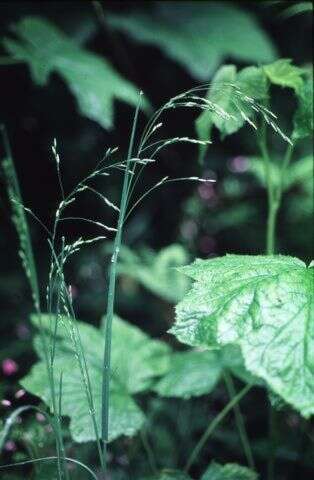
[184, 384, 251, 473]
[101, 92, 143, 467]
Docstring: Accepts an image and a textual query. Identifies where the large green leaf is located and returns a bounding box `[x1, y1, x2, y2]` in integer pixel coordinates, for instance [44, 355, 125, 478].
[21, 315, 170, 442]
[116, 244, 190, 303]
[263, 59, 304, 93]
[2, 17, 146, 129]
[107, 3, 276, 80]
[293, 74, 313, 139]
[171, 255, 314, 417]
[201, 461, 257, 480]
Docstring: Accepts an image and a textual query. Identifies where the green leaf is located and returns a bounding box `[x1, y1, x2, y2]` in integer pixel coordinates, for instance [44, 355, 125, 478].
[142, 471, 192, 480]
[171, 255, 314, 417]
[196, 65, 268, 161]
[263, 59, 304, 93]
[107, 3, 276, 80]
[248, 155, 313, 192]
[21, 315, 170, 442]
[293, 74, 313, 139]
[154, 350, 222, 398]
[281, 1, 313, 18]
[201, 461, 258, 480]
[116, 244, 190, 303]
[2, 16, 146, 129]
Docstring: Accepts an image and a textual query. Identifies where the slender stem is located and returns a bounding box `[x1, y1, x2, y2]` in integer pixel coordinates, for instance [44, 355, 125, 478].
[101, 92, 143, 466]
[266, 201, 279, 255]
[258, 120, 295, 479]
[267, 402, 277, 480]
[140, 429, 158, 474]
[223, 373, 255, 470]
[184, 384, 251, 473]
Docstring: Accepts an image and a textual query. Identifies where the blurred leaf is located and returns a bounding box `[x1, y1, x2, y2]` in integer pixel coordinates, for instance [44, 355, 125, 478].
[107, 3, 276, 80]
[280, 1, 313, 18]
[248, 155, 313, 191]
[293, 74, 314, 139]
[143, 471, 192, 480]
[263, 59, 304, 93]
[116, 244, 190, 303]
[21, 315, 170, 442]
[196, 65, 268, 161]
[2, 16, 147, 129]
[201, 461, 258, 480]
[154, 350, 222, 398]
[170, 255, 314, 417]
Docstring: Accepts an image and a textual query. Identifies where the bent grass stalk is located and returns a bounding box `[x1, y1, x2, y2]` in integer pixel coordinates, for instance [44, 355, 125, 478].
[184, 384, 252, 473]
[101, 91, 143, 463]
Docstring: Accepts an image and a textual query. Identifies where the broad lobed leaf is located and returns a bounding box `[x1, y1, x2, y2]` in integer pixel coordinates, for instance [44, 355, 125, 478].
[171, 255, 314, 417]
[2, 16, 147, 129]
[22, 315, 170, 442]
[107, 3, 276, 80]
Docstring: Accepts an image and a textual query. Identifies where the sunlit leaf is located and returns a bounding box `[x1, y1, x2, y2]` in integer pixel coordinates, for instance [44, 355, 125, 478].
[171, 255, 314, 417]
[107, 3, 276, 80]
[2, 16, 147, 129]
[263, 59, 304, 93]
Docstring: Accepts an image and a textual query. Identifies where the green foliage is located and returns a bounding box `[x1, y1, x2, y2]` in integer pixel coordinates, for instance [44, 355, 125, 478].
[293, 74, 314, 139]
[2, 17, 147, 129]
[201, 461, 258, 480]
[195, 64, 268, 161]
[143, 471, 192, 480]
[248, 155, 313, 192]
[171, 255, 314, 417]
[263, 59, 304, 93]
[107, 3, 276, 80]
[116, 244, 190, 303]
[21, 314, 170, 442]
[154, 350, 222, 399]
[154, 344, 262, 399]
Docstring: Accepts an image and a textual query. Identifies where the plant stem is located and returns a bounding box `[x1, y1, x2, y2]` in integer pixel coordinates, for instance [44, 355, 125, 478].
[184, 384, 251, 473]
[140, 429, 158, 475]
[267, 402, 277, 480]
[258, 122, 295, 480]
[223, 373, 255, 470]
[1, 126, 68, 480]
[266, 201, 279, 255]
[101, 92, 143, 465]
